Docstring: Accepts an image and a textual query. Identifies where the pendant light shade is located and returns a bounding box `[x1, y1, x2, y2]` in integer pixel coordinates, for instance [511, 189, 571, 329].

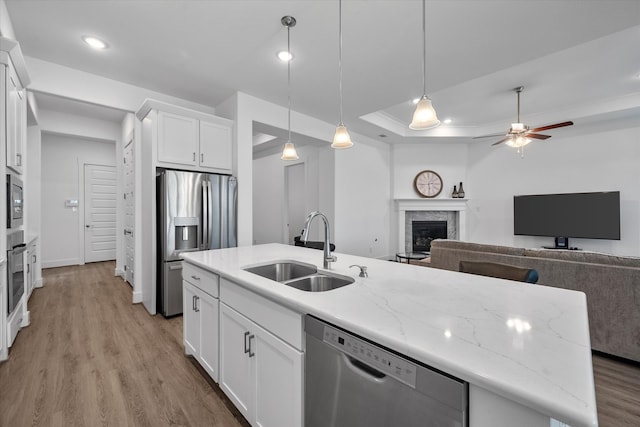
[281, 142, 299, 160]
[331, 0, 353, 149]
[280, 15, 299, 161]
[409, 95, 440, 130]
[410, 0, 440, 130]
[331, 124, 352, 149]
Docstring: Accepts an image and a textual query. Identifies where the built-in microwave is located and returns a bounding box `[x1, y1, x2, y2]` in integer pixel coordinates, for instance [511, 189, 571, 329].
[7, 173, 23, 229]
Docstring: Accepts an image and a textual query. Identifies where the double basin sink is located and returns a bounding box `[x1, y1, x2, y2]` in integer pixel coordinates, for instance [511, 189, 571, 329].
[244, 261, 354, 292]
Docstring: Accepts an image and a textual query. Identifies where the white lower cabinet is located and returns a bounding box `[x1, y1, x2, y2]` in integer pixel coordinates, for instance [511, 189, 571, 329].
[220, 303, 303, 427]
[183, 271, 220, 382]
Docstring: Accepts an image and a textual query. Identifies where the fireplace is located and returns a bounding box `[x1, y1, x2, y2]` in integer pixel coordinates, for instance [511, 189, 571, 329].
[412, 221, 447, 252]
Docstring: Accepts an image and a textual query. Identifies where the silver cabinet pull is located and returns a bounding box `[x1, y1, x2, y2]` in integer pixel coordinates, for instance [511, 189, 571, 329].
[191, 275, 200, 280]
[201, 153, 204, 163]
[244, 331, 251, 354]
[193, 152, 196, 161]
[194, 296, 199, 312]
[192, 295, 197, 311]
[248, 335, 256, 358]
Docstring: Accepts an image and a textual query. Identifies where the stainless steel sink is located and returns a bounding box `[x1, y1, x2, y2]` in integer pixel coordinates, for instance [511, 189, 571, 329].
[244, 261, 317, 282]
[285, 274, 354, 292]
[243, 261, 354, 292]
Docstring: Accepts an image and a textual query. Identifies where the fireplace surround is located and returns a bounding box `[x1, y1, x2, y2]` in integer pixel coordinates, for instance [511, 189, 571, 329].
[395, 199, 468, 253]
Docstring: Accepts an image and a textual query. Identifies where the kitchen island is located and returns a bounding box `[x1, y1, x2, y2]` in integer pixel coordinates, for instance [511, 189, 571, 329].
[183, 243, 597, 427]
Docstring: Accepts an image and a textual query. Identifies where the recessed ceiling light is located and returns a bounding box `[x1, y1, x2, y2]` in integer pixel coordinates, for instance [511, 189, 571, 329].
[443, 118, 452, 124]
[82, 36, 108, 50]
[277, 50, 293, 62]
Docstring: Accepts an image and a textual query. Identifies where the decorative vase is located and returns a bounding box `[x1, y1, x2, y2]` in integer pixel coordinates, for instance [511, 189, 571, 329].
[458, 182, 465, 198]
[452, 185, 458, 198]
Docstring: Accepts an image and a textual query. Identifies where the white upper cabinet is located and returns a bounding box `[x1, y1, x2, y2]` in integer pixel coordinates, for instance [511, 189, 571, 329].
[138, 100, 233, 174]
[6, 63, 25, 174]
[157, 111, 198, 166]
[199, 120, 232, 171]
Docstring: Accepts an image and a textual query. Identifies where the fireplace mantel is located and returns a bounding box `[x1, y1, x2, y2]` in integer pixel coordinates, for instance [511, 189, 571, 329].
[395, 198, 468, 252]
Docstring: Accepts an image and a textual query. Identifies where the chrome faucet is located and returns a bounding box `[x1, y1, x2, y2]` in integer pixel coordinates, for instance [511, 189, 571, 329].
[300, 211, 336, 269]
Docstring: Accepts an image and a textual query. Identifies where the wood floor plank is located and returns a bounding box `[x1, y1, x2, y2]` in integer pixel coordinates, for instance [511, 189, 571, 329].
[1, 261, 638, 426]
[0, 262, 247, 427]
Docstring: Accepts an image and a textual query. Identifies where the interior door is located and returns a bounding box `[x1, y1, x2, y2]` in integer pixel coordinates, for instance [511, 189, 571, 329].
[285, 163, 306, 244]
[84, 164, 117, 263]
[123, 136, 135, 284]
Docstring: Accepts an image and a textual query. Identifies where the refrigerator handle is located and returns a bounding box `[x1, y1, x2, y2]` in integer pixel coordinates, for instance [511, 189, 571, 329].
[207, 179, 214, 248]
[202, 181, 209, 249]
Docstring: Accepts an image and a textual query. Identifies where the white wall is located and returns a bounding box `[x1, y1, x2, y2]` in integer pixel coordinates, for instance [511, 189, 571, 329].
[466, 118, 640, 256]
[26, 124, 42, 282]
[252, 144, 330, 245]
[40, 133, 116, 268]
[219, 91, 392, 258]
[334, 139, 391, 258]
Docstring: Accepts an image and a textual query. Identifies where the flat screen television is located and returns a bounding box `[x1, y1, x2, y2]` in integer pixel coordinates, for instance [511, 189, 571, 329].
[513, 191, 620, 248]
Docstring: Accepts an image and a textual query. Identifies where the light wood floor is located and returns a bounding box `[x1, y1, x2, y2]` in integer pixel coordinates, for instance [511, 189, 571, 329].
[0, 261, 248, 427]
[1, 261, 639, 426]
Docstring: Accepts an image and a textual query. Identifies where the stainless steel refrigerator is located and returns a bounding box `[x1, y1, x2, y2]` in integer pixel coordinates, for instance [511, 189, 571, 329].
[157, 169, 237, 316]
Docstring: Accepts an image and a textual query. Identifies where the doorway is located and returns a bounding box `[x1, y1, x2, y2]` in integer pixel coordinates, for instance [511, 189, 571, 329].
[285, 162, 306, 244]
[84, 164, 117, 263]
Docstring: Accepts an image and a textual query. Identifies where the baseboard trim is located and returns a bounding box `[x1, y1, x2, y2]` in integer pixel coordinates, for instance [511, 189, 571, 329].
[132, 291, 142, 304]
[21, 310, 30, 327]
[42, 259, 80, 269]
[35, 278, 43, 288]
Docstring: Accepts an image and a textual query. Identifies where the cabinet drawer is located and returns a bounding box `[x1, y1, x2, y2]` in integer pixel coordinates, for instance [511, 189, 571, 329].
[183, 262, 219, 298]
[221, 278, 303, 350]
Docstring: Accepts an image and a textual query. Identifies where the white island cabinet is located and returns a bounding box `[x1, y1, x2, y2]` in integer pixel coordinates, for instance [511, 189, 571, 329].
[219, 278, 303, 427]
[183, 244, 598, 427]
[182, 262, 220, 382]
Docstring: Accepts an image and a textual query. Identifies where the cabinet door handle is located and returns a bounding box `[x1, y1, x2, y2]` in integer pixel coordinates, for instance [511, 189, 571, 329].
[248, 334, 255, 358]
[195, 296, 200, 312]
[16, 154, 22, 166]
[200, 153, 204, 163]
[244, 331, 251, 354]
[192, 295, 197, 311]
[193, 152, 196, 161]
[191, 275, 200, 280]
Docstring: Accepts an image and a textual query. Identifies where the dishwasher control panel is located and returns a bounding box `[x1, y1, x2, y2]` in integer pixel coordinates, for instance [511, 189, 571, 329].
[322, 325, 417, 388]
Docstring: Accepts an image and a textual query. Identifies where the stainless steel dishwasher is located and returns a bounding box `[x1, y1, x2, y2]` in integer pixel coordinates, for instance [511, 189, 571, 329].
[305, 315, 468, 427]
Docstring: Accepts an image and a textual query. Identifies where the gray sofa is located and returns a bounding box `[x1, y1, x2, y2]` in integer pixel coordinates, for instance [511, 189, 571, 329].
[426, 239, 640, 363]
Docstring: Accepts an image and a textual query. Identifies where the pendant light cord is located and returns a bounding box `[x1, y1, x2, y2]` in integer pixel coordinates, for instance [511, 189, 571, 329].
[421, 0, 426, 96]
[287, 23, 292, 143]
[338, 0, 344, 125]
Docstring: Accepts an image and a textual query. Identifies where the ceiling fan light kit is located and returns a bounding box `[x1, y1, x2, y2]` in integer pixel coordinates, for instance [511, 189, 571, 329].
[409, 0, 440, 131]
[472, 86, 573, 156]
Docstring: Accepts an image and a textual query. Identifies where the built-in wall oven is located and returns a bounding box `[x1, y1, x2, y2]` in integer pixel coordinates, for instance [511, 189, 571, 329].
[7, 230, 26, 315]
[6, 173, 24, 229]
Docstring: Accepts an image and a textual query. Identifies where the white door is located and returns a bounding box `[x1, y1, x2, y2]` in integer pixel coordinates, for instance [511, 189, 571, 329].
[84, 164, 117, 263]
[199, 293, 220, 382]
[254, 325, 303, 427]
[219, 304, 253, 421]
[199, 120, 232, 171]
[157, 111, 198, 166]
[285, 163, 306, 244]
[183, 281, 200, 357]
[123, 137, 135, 284]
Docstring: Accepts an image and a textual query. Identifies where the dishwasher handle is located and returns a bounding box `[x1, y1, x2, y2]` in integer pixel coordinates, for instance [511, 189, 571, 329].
[345, 355, 386, 381]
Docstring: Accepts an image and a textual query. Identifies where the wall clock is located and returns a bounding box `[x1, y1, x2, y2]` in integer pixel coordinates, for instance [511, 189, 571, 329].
[413, 170, 443, 198]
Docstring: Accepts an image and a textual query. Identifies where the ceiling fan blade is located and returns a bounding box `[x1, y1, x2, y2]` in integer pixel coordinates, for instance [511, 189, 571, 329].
[491, 137, 511, 146]
[527, 133, 551, 140]
[473, 132, 507, 139]
[530, 121, 573, 133]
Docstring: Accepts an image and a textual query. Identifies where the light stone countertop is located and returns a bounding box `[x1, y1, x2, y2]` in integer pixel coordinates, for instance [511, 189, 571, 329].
[183, 243, 597, 427]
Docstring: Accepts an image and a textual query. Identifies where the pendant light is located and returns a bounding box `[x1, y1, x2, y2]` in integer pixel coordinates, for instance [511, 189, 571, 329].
[331, 0, 353, 149]
[409, 0, 440, 130]
[281, 16, 299, 161]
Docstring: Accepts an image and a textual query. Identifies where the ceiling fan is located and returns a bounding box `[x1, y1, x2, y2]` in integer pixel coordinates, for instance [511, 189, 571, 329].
[474, 86, 573, 148]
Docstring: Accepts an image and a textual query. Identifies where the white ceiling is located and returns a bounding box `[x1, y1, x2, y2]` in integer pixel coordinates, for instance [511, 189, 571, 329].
[5, 0, 640, 145]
